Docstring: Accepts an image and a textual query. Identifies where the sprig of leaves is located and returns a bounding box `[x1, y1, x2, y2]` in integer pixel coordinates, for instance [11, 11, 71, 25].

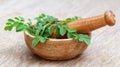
[56, 22, 66, 36]
[4, 17, 34, 35]
[67, 28, 90, 45]
[32, 36, 46, 47]
[61, 16, 82, 24]
[4, 13, 91, 47]
[31, 13, 59, 46]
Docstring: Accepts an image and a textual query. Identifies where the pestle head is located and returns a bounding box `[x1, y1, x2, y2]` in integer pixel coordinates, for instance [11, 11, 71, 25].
[104, 10, 116, 26]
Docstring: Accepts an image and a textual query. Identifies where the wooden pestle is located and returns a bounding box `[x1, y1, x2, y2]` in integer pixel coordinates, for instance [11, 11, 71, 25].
[51, 10, 116, 38]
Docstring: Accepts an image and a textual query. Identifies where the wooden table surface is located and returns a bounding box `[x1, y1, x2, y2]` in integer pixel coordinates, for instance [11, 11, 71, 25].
[0, 0, 120, 67]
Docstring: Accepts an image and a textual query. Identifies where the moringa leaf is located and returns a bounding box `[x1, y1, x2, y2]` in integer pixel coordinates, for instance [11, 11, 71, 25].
[4, 25, 13, 31]
[43, 28, 50, 37]
[35, 29, 40, 36]
[60, 26, 66, 36]
[78, 34, 91, 45]
[27, 18, 32, 26]
[25, 27, 34, 35]
[39, 13, 46, 18]
[16, 23, 26, 32]
[32, 38, 39, 47]
[6, 19, 14, 25]
[72, 16, 79, 21]
[48, 25, 54, 35]
[65, 18, 73, 23]
[32, 36, 46, 47]
[67, 32, 73, 38]
[47, 15, 58, 22]
[35, 17, 42, 23]
[15, 16, 24, 22]
[39, 37, 46, 43]
[68, 28, 76, 33]
[56, 26, 61, 36]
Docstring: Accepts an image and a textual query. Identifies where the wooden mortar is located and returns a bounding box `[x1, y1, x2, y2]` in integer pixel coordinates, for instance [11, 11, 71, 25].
[24, 31, 90, 60]
[24, 10, 115, 60]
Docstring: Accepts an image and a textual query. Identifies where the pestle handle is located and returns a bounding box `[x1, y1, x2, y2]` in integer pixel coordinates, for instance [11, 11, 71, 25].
[67, 10, 116, 33]
[104, 10, 115, 26]
[51, 10, 116, 38]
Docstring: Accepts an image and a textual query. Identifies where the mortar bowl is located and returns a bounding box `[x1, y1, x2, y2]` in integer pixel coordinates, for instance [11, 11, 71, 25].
[24, 31, 90, 60]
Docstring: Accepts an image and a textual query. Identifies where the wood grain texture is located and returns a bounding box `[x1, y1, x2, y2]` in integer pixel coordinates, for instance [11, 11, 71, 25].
[0, 0, 120, 67]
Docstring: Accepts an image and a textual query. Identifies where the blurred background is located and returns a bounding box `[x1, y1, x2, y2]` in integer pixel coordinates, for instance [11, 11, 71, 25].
[0, 0, 120, 67]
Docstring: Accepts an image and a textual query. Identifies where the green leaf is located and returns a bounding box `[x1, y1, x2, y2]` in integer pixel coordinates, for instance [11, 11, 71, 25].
[65, 18, 73, 23]
[84, 38, 91, 45]
[72, 33, 78, 37]
[15, 16, 24, 21]
[42, 26, 51, 37]
[16, 23, 26, 32]
[32, 36, 46, 47]
[67, 32, 73, 38]
[56, 26, 61, 36]
[39, 37, 46, 43]
[35, 17, 40, 22]
[78, 34, 91, 45]
[74, 34, 79, 41]
[60, 26, 66, 36]
[32, 38, 39, 47]
[72, 16, 79, 21]
[39, 13, 46, 18]
[56, 22, 65, 36]
[35, 29, 40, 35]
[37, 23, 43, 30]
[27, 18, 32, 26]
[49, 25, 54, 35]
[68, 28, 76, 33]
[40, 25, 47, 35]
[35, 17, 43, 23]
[25, 27, 34, 35]
[43, 32, 50, 37]
[62, 16, 81, 24]
[4, 25, 13, 31]
[47, 15, 58, 22]
[6, 19, 14, 25]
[12, 22, 19, 27]
[34, 23, 43, 35]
